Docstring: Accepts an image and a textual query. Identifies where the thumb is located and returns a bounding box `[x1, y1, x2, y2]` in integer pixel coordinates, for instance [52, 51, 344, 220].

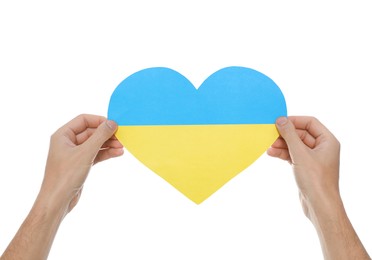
[275, 117, 305, 157]
[84, 120, 118, 152]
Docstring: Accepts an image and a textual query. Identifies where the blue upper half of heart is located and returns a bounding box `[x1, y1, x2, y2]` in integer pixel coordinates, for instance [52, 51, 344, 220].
[108, 67, 287, 125]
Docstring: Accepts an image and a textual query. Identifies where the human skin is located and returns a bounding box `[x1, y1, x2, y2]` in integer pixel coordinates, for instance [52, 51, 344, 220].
[0, 114, 124, 260]
[1, 115, 370, 260]
[267, 116, 370, 260]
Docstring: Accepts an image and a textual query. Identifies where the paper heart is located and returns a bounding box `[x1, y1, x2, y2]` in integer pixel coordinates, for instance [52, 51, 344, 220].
[108, 67, 287, 204]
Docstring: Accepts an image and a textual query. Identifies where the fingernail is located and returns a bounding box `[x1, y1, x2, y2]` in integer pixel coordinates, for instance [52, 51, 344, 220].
[276, 117, 288, 126]
[106, 120, 117, 130]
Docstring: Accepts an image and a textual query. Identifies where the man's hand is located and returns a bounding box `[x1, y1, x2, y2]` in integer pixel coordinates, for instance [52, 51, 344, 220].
[1, 114, 123, 260]
[268, 116, 370, 260]
[41, 114, 124, 214]
[267, 116, 340, 217]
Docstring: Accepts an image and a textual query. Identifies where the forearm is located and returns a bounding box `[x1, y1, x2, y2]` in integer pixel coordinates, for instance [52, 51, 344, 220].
[308, 194, 370, 260]
[0, 192, 68, 260]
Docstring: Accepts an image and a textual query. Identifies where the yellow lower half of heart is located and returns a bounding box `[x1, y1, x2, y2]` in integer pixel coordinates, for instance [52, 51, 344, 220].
[116, 124, 278, 204]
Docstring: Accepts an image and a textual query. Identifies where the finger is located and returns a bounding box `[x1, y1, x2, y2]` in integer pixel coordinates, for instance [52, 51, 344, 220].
[270, 137, 288, 149]
[83, 120, 118, 156]
[296, 129, 317, 149]
[288, 116, 329, 139]
[100, 139, 124, 149]
[267, 147, 291, 161]
[76, 129, 122, 146]
[94, 148, 124, 164]
[275, 117, 306, 156]
[64, 114, 107, 136]
[271, 128, 317, 149]
[75, 128, 96, 145]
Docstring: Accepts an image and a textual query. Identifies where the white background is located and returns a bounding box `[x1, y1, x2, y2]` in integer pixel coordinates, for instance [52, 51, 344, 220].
[0, 1, 371, 259]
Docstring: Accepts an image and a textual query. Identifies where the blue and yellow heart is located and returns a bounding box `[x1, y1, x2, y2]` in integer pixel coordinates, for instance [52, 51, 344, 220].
[108, 67, 287, 204]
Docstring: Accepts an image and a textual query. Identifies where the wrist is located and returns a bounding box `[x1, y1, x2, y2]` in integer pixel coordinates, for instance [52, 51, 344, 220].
[306, 192, 344, 224]
[39, 168, 85, 216]
[35, 187, 71, 221]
